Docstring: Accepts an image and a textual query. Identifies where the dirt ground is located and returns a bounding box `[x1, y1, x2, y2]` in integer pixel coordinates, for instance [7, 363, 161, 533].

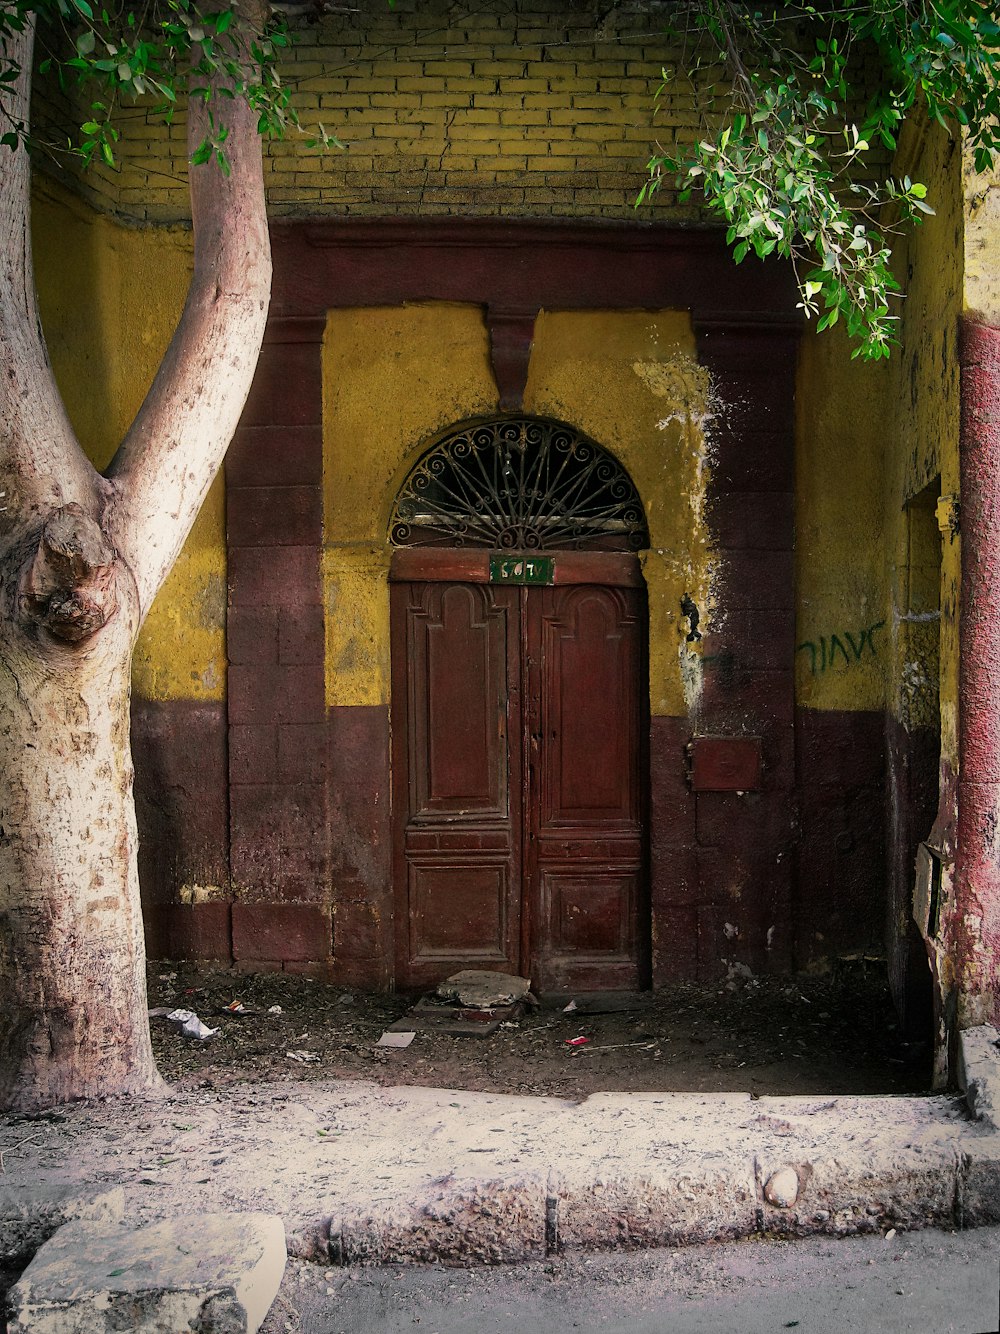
[146, 957, 929, 1099]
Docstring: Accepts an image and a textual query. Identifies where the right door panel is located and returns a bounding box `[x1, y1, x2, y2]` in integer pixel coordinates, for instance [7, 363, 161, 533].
[526, 583, 647, 993]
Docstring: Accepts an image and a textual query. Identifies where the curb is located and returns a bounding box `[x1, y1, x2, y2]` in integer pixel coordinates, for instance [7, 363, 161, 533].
[2, 1030, 1000, 1269]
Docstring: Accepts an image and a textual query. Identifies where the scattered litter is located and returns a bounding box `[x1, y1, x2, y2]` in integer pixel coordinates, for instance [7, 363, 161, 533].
[164, 1009, 219, 1040]
[884, 1228, 897, 1241]
[565, 1035, 589, 1047]
[224, 1000, 249, 1014]
[558, 993, 652, 1015]
[377, 1031, 416, 1048]
[147, 1007, 173, 1019]
[267, 1005, 283, 1015]
[578, 1041, 656, 1054]
[286, 1050, 321, 1064]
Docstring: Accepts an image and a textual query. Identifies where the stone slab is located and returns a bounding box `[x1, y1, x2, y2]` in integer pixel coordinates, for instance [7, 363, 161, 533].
[7, 1212, 285, 1334]
[436, 971, 531, 1008]
[0, 1185, 124, 1267]
[958, 1024, 1000, 1128]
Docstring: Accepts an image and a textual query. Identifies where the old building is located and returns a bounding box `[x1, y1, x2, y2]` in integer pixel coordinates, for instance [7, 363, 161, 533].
[31, 0, 998, 1083]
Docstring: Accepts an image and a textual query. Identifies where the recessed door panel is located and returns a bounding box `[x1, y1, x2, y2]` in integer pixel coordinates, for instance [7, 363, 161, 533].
[408, 860, 511, 963]
[542, 869, 639, 956]
[411, 583, 510, 819]
[537, 587, 641, 826]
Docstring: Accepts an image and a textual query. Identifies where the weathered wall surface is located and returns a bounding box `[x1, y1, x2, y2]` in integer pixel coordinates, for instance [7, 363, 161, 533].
[794, 325, 892, 969]
[795, 119, 962, 1058]
[28, 0, 945, 998]
[956, 137, 1000, 1036]
[884, 121, 962, 1064]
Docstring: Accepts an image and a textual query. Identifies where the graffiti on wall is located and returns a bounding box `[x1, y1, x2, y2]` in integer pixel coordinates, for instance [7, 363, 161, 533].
[796, 620, 886, 675]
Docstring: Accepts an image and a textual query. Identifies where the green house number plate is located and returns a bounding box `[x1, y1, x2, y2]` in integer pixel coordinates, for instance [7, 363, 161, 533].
[489, 555, 554, 585]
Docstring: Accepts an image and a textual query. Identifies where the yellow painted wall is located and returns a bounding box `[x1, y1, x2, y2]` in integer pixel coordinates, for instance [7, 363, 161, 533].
[524, 311, 711, 718]
[794, 121, 962, 736]
[885, 122, 962, 765]
[322, 303, 499, 707]
[795, 328, 891, 712]
[31, 179, 228, 702]
[322, 304, 711, 718]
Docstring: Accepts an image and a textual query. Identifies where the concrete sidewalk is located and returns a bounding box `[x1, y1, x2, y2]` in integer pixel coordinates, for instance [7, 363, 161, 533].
[1, 1029, 998, 1268]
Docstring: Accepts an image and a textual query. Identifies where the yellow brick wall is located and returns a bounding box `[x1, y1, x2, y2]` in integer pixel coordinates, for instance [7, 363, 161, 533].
[37, 0, 709, 222]
[34, 0, 891, 225]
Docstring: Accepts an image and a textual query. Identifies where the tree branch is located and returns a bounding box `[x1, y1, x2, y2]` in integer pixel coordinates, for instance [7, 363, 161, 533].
[0, 15, 103, 534]
[105, 0, 272, 619]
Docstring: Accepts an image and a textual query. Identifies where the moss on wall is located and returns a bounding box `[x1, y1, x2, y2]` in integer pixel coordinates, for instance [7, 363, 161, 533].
[31, 178, 227, 702]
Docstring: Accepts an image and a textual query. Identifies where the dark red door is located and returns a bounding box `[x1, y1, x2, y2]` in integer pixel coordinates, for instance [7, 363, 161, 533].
[390, 552, 647, 993]
[525, 584, 646, 992]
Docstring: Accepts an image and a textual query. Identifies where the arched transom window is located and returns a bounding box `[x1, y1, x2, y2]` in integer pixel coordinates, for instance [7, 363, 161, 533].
[389, 417, 648, 551]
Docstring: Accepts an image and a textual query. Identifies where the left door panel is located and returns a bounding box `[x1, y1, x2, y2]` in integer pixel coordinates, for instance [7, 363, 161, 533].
[391, 581, 522, 988]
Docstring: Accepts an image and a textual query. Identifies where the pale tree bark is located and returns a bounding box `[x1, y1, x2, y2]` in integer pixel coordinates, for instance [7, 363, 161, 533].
[0, 4, 271, 1111]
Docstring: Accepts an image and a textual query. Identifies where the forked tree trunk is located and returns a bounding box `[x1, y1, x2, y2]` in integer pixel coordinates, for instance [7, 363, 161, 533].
[0, 7, 271, 1111]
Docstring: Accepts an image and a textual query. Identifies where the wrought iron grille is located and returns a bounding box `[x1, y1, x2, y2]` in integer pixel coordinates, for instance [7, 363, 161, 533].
[389, 418, 649, 550]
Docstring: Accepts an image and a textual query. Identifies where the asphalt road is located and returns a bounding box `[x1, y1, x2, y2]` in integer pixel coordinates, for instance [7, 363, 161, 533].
[262, 1225, 1000, 1334]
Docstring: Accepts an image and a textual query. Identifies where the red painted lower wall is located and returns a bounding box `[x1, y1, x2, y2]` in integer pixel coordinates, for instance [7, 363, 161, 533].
[136, 700, 890, 986]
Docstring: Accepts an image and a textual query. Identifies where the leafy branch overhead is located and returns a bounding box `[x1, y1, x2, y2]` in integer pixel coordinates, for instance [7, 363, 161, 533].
[640, 2, 1000, 358]
[0, 0, 340, 173]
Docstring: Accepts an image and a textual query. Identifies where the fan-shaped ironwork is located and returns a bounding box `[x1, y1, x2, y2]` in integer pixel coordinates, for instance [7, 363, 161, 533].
[389, 418, 648, 550]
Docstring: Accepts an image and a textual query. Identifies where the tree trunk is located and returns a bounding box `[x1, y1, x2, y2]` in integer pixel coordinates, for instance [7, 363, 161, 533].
[0, 3, 271, 1111]
[0, 554, 156, 1109]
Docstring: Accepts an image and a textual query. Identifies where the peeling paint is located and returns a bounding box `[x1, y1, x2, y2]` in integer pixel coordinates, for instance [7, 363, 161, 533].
[178, 883, 225, 905]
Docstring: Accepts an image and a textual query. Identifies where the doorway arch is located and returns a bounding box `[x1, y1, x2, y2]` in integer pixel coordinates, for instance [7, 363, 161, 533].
[389, 418, 650, 995]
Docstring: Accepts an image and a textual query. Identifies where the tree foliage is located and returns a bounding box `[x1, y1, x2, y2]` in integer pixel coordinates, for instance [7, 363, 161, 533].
[0, 0, 339, 175]
[640, 2, 1000, 357]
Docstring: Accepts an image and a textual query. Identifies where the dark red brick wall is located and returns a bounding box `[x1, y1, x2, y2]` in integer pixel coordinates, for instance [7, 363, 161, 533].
[225, 317, 333, 971]
[328, 706, 392, 988]
[885, 713, 938, 1036]
[684, 323, 798, 979]
[133, 698, 232, 961]
[795, 710, 887, 967]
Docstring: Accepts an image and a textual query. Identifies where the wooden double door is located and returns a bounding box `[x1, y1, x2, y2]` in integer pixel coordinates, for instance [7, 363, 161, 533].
[390, 550, 648, 995]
